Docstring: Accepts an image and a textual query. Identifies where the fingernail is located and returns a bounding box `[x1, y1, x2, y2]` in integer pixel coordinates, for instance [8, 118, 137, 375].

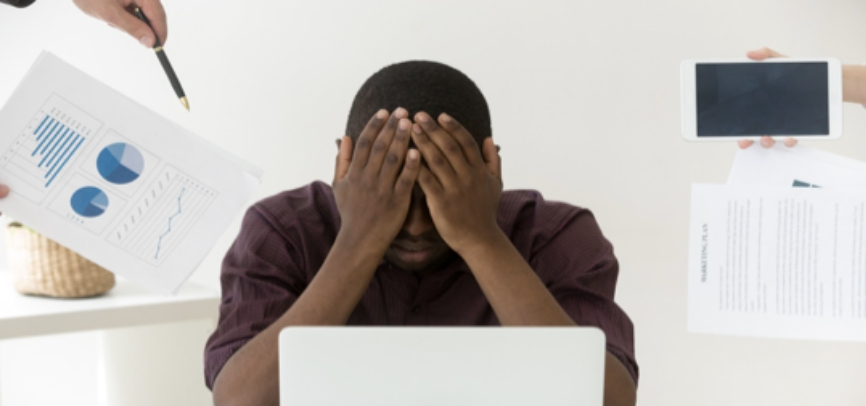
[394, 107, 407, 118]
[413, 123, 423, 134]
[398, 119, 409, 130]
[440, 113, 452, 123]
[416, 113, 429, 123]
[376, 109, 388, 120]
[408, 149, 419, 160]
[139, 36, 151, 48]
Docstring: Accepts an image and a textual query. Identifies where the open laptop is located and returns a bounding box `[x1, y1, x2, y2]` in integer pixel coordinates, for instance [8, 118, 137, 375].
[279, 327, 606, 406]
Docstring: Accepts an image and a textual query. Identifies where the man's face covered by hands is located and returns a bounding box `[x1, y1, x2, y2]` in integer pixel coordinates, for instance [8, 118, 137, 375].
[333, 108, 502, 275]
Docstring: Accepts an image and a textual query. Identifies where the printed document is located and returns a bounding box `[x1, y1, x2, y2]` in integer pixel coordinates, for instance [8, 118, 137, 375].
[689, 146, 866, 340]
[0, 52, 262, 294]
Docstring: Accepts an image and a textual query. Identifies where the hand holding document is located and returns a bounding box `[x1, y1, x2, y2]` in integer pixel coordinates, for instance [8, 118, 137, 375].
[0, 52, 262, 294]
[689, 146, 866, 341]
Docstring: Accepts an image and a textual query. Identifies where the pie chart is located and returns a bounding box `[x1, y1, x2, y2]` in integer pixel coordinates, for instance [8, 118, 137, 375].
[97, 143, 144, 184]
[70, 186, 109, 217]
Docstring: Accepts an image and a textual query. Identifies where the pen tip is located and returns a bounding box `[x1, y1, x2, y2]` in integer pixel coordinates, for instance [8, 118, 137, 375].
[180, 97, 190, 111]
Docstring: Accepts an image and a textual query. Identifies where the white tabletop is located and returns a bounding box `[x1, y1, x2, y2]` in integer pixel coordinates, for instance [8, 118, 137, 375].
[0, 271, 220, 339]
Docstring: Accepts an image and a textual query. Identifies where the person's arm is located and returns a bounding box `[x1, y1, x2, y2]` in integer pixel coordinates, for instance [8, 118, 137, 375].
[212, 108, 421, 406]
[410, 112, 637, 406]
[464, 233, 636, 406]
[4, 0, 168, 47]
[843, 63, 866, 107]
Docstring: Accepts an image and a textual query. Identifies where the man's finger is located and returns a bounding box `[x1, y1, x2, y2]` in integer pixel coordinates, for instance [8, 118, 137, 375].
[481, 138, 501, 179]
[783, 137, 798, 148]
[333, 136, 352, 183]
[380, 117, 411, 182]
[737, 139, 754, 149]
[411, 123, 457, 189]
[366, 108, 407, 176]
[416, 163, 443, 197]
[105, 6, 158, 48]
[394, 149, 421, 197]
[0, 184, 10, 198]
[438, 113, 483, 167]
[137, 0, 168, 45]
[414, 112, 471, 174]
[760, 135, 775, 149]
[350, 109, 388, 172]
[746, 47, 787, 61]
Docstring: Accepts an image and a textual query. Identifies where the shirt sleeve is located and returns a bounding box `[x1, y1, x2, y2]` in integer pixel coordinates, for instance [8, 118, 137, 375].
[529, 208, 639, 385]
[203, 206, 308, 390]
[0, 0, 36, 7]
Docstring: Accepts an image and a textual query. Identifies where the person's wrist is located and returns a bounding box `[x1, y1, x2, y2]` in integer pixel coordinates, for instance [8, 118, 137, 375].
[450, 222, 507, 259]
[334, 224, 391, 262]
[842, 65, 866, 107]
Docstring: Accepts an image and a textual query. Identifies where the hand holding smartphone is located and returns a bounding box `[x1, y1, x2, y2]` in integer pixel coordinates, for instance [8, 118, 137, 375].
[680, 56, 843, 142]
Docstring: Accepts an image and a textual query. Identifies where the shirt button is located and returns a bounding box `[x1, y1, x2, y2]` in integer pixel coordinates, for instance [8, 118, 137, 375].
[411, 305, 422, 314]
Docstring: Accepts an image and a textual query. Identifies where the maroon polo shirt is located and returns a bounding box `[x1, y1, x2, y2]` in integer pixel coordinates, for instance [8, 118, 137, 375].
[204, 181, 638, 389]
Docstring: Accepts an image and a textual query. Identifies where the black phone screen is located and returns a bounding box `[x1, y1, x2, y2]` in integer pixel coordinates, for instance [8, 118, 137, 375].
[695, 62, 829, 137]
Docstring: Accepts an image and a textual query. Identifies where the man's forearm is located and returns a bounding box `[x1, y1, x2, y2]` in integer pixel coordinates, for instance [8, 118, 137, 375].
[459, 229, 573, 326]
[843, 65, 866, 106]
[459, 230, 636, 406]
[212, 235, 385, 406]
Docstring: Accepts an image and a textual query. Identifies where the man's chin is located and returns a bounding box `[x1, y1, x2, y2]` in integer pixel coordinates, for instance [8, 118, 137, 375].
[384, 255, 436, 273]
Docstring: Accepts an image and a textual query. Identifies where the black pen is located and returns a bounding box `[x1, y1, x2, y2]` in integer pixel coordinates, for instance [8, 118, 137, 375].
[133, 7, 189, 111]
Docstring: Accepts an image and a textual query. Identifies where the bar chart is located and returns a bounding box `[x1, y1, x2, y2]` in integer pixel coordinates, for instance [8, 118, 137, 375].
[0, 95, 101, 202]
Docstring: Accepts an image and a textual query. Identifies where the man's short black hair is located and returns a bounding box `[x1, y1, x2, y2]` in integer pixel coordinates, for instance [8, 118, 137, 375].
[346, 61, 491, 144]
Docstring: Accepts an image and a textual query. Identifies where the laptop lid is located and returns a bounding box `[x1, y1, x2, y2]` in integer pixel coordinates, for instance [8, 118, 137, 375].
[279, 327, 606, 406]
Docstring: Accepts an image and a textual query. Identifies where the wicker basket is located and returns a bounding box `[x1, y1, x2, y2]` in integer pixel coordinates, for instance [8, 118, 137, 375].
[6, 222, 114, 298]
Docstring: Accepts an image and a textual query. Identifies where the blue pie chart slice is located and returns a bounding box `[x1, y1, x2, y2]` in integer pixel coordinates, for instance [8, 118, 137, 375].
[97, 143, 144, 184]
[70, 187, 109, 218]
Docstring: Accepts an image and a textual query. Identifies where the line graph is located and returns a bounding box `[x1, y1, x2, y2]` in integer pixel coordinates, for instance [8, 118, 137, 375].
[107, 166, 216, 265]
[0, 95, 101, 202]
[154, 187, 185, 259]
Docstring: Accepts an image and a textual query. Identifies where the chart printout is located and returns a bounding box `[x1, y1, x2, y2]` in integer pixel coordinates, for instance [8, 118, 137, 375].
[689, 184, 866, 341]
[0, 52, 261, 294]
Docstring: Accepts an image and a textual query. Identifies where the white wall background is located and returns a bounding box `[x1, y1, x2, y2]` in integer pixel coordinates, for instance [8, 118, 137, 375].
[1, 0, 866, 405]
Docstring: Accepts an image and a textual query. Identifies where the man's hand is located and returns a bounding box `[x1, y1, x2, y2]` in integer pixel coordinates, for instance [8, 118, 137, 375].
[738, 47, 798, 150]
[333, 108, 421, 252]
[72, 0, 167, 48]
[411, 112, 502, 254]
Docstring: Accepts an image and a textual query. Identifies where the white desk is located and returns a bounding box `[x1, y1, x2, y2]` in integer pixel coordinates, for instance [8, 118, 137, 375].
[0, 271, 219, 339]
[0, 271, 220, 406]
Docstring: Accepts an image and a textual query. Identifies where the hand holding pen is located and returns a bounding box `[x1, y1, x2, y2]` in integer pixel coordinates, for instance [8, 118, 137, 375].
[72, 0, 167, 49]
[71, 0, 188, 110]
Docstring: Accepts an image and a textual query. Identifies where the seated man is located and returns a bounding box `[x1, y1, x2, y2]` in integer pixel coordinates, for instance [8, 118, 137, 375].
[205, 61, 638, 406]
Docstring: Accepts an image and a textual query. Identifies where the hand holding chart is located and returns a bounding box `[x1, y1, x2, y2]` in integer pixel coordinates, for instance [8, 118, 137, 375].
[0, 52, 261, 294]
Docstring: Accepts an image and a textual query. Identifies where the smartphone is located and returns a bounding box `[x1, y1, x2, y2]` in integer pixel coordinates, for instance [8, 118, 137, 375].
[680, 58, 842, 141]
